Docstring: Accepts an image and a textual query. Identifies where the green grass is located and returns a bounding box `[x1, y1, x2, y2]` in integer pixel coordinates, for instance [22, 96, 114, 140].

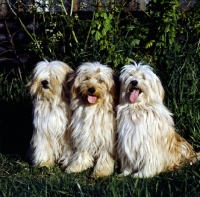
[0, 154, 200, 197]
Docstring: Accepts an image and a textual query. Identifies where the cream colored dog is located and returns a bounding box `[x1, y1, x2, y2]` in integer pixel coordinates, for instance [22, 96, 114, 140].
[66, 62, 117, 177]
[27, 60, 73, 167]
[117, 61, 200, 178]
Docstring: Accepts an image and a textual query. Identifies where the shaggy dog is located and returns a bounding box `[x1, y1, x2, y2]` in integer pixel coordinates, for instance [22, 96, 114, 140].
[117, 61, 200, 178]
[27, 60, 74, 167]
[66, 62, 117, 177]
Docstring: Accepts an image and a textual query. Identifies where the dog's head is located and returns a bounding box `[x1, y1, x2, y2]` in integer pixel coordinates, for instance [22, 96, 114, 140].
[26, 60, 73, 101]
[70, 62, 116, 105]
[119, 61, 164, 104]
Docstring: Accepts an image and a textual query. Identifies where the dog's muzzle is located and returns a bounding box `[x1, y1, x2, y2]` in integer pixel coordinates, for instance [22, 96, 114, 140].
[87, 87, 97, 104]
[41, 80, 49, 89]
[129, 80, 142, 103]
[129, 80, 138, 92]
[88, 87, 95, 94]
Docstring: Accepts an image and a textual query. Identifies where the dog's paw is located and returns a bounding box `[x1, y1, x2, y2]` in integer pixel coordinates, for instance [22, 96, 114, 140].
[132, 172, 147, 178]
[39, 161, 55, 167]
[118, 169, 132, 177]
[91, 168, 112, 178]
[65, 163, 90, 173]
[65, 165, 82, 173]
[91, 164, 114, 178]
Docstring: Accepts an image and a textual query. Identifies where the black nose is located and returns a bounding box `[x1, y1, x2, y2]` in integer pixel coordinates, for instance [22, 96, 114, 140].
[41, 80, 49, 89]
[131, 80, 138, 87]
[88, 87, 95, 94]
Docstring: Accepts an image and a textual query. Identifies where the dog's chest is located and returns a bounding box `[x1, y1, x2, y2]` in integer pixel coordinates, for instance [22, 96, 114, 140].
[34, 101, 68, 132]
[118, 106, 161, 136]
[76, 105, 113, 126]
[72, 105, 115, 141]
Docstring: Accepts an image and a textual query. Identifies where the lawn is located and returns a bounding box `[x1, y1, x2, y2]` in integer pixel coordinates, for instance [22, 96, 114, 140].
[0, 154, 200, 197]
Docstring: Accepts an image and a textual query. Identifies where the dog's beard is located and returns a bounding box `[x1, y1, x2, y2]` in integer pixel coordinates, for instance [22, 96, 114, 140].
[78, 83, 110, 105]
[29, 77, 65, 104]
[121, 76, 162, 105]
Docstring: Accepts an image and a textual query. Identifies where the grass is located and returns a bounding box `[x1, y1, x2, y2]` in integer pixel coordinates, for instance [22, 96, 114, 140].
[0, 154, 200, 197]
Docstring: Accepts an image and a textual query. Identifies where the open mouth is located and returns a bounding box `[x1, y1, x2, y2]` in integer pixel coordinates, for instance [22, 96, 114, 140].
[87, 87, 98, 104]
[87, 95, 97, 104]
[129, 87, 142, 103]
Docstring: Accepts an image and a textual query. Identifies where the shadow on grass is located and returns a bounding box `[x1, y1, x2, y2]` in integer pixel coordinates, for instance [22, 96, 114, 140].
[0, 100, 33, 159]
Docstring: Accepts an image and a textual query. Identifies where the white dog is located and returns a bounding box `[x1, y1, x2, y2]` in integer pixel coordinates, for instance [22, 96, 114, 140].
[27, 60, 74, 167]
[117, 61, 200, 178]
[66, 62, 117, 177]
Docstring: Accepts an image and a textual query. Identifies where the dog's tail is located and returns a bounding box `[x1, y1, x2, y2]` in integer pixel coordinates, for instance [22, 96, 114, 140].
[175, 133, 200, 165]
[186, 151, 200, 166]
[174, 151, 200, 171]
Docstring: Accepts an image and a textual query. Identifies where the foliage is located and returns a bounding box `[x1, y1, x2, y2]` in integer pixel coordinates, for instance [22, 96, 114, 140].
[0, 65, 30, 102]
[165, 46, 200, 148]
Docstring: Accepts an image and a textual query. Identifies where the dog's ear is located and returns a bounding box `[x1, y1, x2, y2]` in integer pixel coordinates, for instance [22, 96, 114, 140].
[65, 71, 74, 89]
[62, 70, 75, 99]
[25, 71, 37, 97]
[66, 71, 79, 99]
[156, 79, 165, 101]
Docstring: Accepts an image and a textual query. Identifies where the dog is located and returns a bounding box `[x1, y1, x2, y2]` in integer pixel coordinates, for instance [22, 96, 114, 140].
[65, 62, 117, 177]
[117, 61, 200, 178]
[26, 60, 74, 167]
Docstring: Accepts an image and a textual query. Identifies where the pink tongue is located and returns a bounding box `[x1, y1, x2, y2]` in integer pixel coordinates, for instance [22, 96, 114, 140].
[88, 95, 97, 104]
[130, 90, 139, 103]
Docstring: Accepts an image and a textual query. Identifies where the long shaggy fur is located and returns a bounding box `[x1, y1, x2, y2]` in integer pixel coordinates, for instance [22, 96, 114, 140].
[117, 61, 200, 178]
[27, 60, 74, 167]
[66, 62, 117, 177]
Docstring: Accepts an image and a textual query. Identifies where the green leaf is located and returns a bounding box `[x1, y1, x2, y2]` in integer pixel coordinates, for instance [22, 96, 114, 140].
[131, 39, 140, 46]
[95, 31, 101, 41]
[101, 29, 106, 36]
[101, 12, 107, 19]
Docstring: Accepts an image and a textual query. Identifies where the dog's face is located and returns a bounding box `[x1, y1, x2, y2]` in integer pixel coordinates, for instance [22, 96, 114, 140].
[119, 62, 164, 104]
[27, 60, 73, 100]
[71, 62, 116, 105]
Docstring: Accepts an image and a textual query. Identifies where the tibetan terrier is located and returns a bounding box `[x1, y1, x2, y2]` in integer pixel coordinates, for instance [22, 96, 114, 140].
[66, 62, 117, 177]
[27, 60, 74, 167]
[117, 61, 200, 178]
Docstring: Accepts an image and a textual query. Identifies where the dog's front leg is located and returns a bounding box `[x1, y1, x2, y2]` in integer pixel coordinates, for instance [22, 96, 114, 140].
[91, 151, 114, 177]
[65, 151, 93, 173]
[30, 134, 55, 167]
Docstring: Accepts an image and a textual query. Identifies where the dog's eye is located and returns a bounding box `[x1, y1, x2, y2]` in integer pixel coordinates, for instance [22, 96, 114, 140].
[99, 79, 103, 83]
[85, 77, 90, 81]
[141, 74, 145, 79]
